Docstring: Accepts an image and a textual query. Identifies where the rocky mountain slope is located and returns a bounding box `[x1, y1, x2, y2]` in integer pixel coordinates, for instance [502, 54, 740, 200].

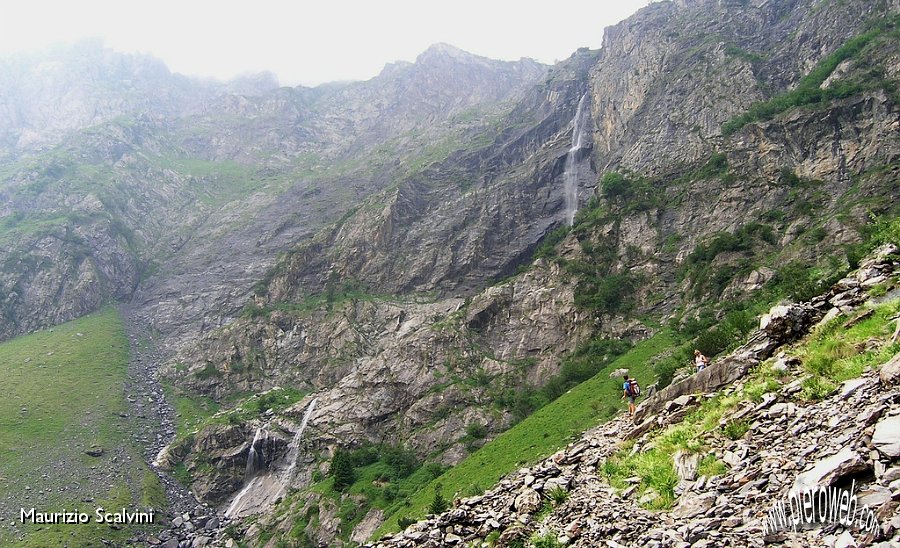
[369, 248, 900, 548]
[2, 0, 899, 546]
[0, 43, 547, 342]
[146, 1, 900, 545]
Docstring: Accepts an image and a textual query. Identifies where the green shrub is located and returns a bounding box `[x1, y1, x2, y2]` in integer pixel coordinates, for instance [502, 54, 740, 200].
[744, 378, 779, 403]
[530, 532, 564, 548]
[348, 445, 380, 468]
[547, 486, 569, 505]
[466, 422, 488, 439]
[424, 462, 445, 479]
[599, 171, 661, 212]
[573, 272, 638, 315]
[194, 363, 221, 380]
[800, 375, 837, 401]
[697, 454, 728, 477]
[534, 226, 571, 260]
[770, 261, 842, 302]
[382, 445, 420, 479]
[722, 420, 750, 440]
[464, 483, 484, 497]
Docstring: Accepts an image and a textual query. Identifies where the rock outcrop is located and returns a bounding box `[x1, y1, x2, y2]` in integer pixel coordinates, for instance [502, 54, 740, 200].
[371, 249, 900, 548]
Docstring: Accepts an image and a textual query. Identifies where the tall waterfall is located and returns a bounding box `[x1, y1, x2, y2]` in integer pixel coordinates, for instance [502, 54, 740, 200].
[277, 397, 317, 494]
[225, 397, 319, 519]
[564, 93, 590, 226]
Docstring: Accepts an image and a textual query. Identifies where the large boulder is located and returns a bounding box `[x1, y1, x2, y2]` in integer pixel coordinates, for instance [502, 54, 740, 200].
[759, 303, 823, 344]
[674, 450, 700, 482]
[879, 353, 900, 386]
[873, 415, 900, 459]
[791, 447, 868, 493]
[514, 488, 543, 514]
[672, 491, 717, 519]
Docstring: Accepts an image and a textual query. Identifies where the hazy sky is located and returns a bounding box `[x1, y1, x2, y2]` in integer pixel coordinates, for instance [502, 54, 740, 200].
[1, 1, 654, 86]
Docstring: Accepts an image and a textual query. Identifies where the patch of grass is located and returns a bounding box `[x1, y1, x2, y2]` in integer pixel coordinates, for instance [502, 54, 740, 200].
[172, 462, 193, 486]
[601, 446, 678, 510]
[724, 44, 766, 64]
[141, 470, 168, 510]
[697, 454, 728, 477]
[0, 307, 163, 544]
[530, 531, 564, 548]
[744, 378, 781, 403]
[164, 383, 221, 438]
[374, 332, 675, 538]
[688, 394, 742, 432]
[722, 16, 900, 135]
[800, 375, 838, 401]
[546, 485, 569, 505]
[170, 387, 307, 444]
[722, 419, 751, 441]
[794, 298, 900, 400]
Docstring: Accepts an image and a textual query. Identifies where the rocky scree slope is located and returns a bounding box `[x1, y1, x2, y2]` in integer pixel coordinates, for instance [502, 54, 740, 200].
[370, 247, 900, 548]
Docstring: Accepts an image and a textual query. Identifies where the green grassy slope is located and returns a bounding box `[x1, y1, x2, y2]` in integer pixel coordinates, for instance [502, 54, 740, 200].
[0, 307, 162, 546]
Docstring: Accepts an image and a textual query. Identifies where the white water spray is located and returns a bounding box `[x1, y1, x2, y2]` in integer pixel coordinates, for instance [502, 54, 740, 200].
[224, 397, 318, 519]
[564, 93, 590, 226]
[243, 427, 268, 480]
[275, 397, 317, 496]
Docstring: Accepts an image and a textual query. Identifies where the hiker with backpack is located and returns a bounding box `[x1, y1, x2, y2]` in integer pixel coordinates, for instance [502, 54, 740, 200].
[622, 374, 640, 416]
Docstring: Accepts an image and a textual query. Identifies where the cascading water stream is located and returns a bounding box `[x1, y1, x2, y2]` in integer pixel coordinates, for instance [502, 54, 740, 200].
[224, 397, 318, 518]
[564, 93, 590, 226]
[274, 397, 317, 498]
[243, 427, 267, 480]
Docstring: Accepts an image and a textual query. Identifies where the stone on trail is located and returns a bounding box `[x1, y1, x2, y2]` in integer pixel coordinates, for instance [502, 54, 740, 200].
[873, 415, 900, 459]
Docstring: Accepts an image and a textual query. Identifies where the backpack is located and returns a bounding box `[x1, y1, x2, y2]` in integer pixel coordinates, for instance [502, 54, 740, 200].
[628, 379, 641, 397]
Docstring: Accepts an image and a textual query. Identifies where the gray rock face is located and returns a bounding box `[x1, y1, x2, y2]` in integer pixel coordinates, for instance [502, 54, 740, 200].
[513, 489, 542, 514]
[167, 261, 588, 457]
[0, 217, 140, 341]
[873, 416, 900, 459]
[588, 0, 887, 176]
[0, 41, 551, 344]
[880, 353, 900, 386]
